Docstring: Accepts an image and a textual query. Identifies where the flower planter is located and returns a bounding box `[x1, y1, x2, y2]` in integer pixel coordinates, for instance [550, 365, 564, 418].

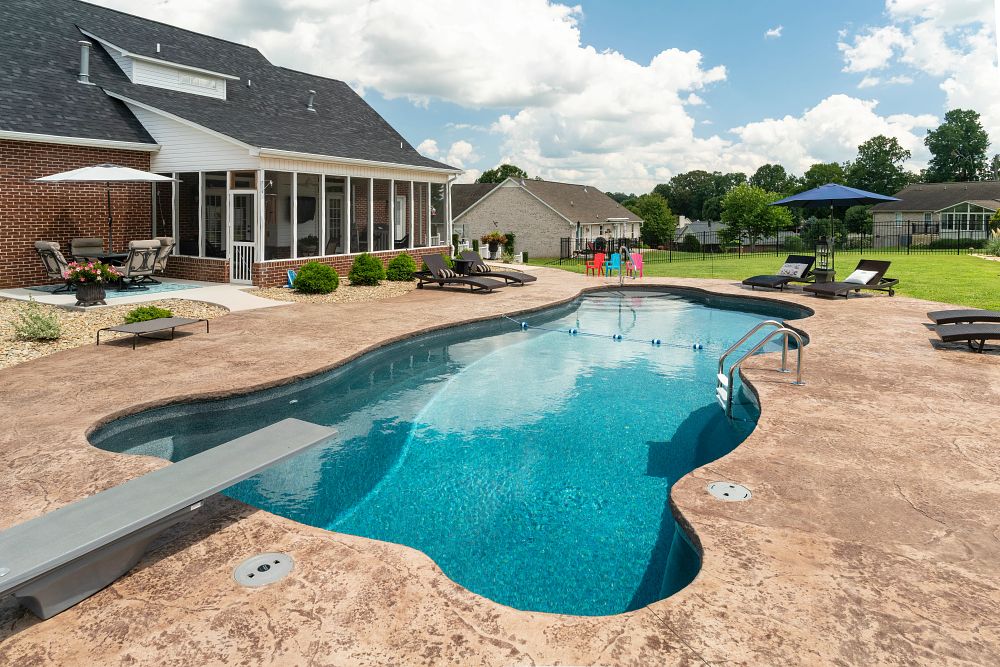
[488, 242, 500, 255]
[75, 282, 107, 307]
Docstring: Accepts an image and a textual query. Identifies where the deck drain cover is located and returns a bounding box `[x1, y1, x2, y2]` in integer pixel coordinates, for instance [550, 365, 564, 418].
[234, 552, 294, 588]
[707, 482, 752, 502]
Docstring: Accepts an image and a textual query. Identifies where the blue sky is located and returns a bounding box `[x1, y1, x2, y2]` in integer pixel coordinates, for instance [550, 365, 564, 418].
[99, 0, 998, 191]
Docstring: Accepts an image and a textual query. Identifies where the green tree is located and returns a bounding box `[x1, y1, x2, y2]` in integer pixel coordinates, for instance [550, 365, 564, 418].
[924, 109, 990, 182]
[844, 205, 873, 233]
[720, 184, 793, 245]
[626, 193, 676, 247]
[606, 191, 637, 204]
[799, 162, 846, 191]
[476, 164, 528, 183]
[988, 154, 1000, 181]
[653, 170, 747, 220]
[749, 163, 796, 195]
[701, 195, 724, 221]
[845, 135, 911, 195]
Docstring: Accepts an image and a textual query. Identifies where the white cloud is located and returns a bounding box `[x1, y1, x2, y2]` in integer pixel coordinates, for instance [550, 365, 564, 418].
[764, 25, 784, 39]
[838, 25, 908, 72]
[418, 138, 479, 169]
[857, 73, 914, 88]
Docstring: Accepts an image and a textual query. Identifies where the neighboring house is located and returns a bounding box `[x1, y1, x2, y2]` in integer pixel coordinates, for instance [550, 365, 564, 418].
[871, 181, 1000, 246]
[1, 0, 459, 289]
[674, 218, 726, 247]
[452, 178, 642, 258]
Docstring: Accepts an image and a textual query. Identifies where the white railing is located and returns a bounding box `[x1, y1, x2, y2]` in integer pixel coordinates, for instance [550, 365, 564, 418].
[231, 242, 255, 284]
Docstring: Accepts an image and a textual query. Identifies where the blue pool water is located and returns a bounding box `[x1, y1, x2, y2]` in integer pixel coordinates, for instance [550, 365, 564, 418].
[91, 288, 808, 616]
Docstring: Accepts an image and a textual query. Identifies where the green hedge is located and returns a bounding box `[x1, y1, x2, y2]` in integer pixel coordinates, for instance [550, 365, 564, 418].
[293, 261, 339, 293]
[348, 253, 386, 286]
[124, 305, 173, 323]
[386, 253, 417, 281]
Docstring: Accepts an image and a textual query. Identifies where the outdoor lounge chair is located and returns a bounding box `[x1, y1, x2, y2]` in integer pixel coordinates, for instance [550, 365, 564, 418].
[417, 254, 505, 293]
[934, 323, 1000, 353]
[114, 240, 161, 291]
[34, 241, 74, 293]
[927, 309, 1000, 325]
[70, 237, 104, 261]
[144, 236, 175, 284]
[459, 250, 537, 286]
[742, 254, 816, 291]
[802, 260, 898, 299]
[0, 418, 334, 619]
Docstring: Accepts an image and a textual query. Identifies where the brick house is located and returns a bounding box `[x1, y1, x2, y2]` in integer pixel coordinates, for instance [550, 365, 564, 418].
[1, 0, 459, 289]
[870, 181, 1000, 246]
[452, 179, 642, 258]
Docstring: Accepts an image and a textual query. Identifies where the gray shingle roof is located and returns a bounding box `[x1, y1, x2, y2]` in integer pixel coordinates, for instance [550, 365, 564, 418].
[3, 0, 455, 170]
[454, 179, 641, 223]
[871, 181, 1000, 212]
[451, 183, 499, 217]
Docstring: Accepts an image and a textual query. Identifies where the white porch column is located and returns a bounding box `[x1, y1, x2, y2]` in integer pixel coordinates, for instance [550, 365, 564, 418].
[256, 168, 265, 263]
[197, 171, 205, 257]
[426, 182, 432, 245]
[344, 176, 351, 254]
[319, 175, 326, 256]
[446, 180, 453, 249]
[409, 181, 415, 249]
[368, 178, 374, 251]
[389, 179, 395, 249]
[171, 172, 179, 254]
[291, 172, 298, 259]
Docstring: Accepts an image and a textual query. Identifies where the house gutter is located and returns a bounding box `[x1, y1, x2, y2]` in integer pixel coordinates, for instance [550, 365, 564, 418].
[256, 147, 463, 175]
[0, 130, 160, 152]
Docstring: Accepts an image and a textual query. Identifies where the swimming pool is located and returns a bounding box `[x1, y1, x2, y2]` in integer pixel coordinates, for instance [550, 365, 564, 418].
[91, 288, 809, 616]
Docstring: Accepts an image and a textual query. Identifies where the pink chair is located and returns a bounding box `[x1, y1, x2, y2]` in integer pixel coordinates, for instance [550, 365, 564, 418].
[627, 252, 643, 278]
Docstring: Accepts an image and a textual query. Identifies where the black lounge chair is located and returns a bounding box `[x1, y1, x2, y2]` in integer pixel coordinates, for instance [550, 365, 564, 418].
[802, 260, 898, 298]
[742, 254, 816, 291]
[459, 250, 538, 286]
[417, 254, 505, 293]
[927, 309, 1000, 325]
[934, 323, 1000, 353]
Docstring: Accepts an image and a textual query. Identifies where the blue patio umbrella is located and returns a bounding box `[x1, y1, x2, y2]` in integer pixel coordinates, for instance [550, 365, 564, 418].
[769, 183, 900, 271]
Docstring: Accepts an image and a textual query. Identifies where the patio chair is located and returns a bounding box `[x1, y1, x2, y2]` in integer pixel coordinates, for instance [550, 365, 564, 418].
[459, 250, 537, 286]
[585, 252, 605, 276]
[70, 237, 104, 261]
[150, 236, 175, 283]
[927, 309, 1000, 325]
[416, 254, 505, 293]
[742, 254, 816, 291]
[34, 241, 74, 293]
[627, 251, 644, 278]
[934, 323, 1000, 353]
[114, 240, 161, 291]
[605, 252, 622, 277]
[802, 260, 898, 299]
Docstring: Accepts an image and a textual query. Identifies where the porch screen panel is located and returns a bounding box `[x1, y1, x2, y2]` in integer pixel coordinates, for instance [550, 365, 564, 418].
[413, 183, 429, 248]
[352, 178, 371, 253]
[394, 181, 411, 248]
[324, 176, 346, 254]
[373, 179, 391, 251]
[203, 171, 226, 258]
[431, 183, 446, 246]
[153, 176, 173, 239]
[297, 173, 320, 257]
[177, 172, 199, 256]
[264, 171, 292, 260]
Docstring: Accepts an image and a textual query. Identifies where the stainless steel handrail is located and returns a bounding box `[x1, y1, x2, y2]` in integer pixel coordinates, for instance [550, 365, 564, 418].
[717, 320, 785, 376]
[720, 326, 805, 418]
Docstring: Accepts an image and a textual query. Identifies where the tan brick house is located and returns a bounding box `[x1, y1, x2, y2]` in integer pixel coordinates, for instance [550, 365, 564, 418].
[1, 0, 459, 289]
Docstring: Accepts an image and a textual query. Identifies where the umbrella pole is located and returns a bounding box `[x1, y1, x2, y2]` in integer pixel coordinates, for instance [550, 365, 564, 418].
[106, 181, 113, 253]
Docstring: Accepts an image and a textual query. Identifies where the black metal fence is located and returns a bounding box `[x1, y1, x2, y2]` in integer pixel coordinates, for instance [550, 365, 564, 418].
[559, 218, 992, 264]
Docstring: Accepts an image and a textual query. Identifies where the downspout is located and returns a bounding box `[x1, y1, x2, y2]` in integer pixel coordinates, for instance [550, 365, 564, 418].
[446, 174, 458, 252]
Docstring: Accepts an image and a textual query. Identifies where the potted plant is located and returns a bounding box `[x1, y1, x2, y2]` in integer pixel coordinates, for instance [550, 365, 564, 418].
[481, 231, 507, 258]
[64, 260, 121, 306]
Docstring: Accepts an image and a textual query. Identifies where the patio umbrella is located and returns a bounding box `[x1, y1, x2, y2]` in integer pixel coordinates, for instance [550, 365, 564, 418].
[34, 164, 175, 252]
[769, 183, 900, 268]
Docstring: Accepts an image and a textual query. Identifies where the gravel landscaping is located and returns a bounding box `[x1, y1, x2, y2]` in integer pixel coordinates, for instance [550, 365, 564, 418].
[0, 298, 228, 370]
[249, 280, 418, 304]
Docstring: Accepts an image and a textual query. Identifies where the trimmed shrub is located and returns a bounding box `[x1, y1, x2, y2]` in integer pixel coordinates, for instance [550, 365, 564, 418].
[124, 305, 173, 324]
[293, 261, 339, 293]
[503, 231, 517, 256]
[452, 233, 459, 256]
[348, 253, 386, 286]
[679, 234, 701, 253]
[984, 231, 1000, 256]
[386, 253, 417, 281]
[471, 239, 480, 253]
[920, 238, 987, 250]
[782, 234, 805, 251]
[522, 251, 529, 263]
[13, 299, 61, 341]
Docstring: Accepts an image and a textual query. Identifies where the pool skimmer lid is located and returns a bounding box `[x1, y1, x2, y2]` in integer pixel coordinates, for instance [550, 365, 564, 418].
[234, 552, 294, 587]
[707, 482, 751, 501]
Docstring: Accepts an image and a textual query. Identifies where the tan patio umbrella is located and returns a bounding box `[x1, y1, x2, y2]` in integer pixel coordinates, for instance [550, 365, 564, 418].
[34, 164, 176, 252]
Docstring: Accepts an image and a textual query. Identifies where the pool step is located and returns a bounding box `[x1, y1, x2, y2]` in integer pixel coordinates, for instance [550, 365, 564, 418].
[715, 385, 728, 409]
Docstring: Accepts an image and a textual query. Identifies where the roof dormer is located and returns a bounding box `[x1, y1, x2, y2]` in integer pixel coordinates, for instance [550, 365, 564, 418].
[78, 28, 238, 100]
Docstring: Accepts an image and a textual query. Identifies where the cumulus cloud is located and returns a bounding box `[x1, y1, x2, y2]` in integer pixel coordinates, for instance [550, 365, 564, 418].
[417, 138, 479, 169]
[857, 74, 914, 88]
[764, 25, 783, 39]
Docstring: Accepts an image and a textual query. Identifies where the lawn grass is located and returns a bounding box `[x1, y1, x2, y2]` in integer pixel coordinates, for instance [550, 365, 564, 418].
[528, 252, 1000, 310]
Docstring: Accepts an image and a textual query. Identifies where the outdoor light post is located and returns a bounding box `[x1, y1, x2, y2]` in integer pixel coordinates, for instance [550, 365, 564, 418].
[813, 236, 834, 283]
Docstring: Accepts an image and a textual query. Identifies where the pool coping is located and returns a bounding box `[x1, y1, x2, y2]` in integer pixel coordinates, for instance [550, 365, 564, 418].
[1, 267, 997, 665]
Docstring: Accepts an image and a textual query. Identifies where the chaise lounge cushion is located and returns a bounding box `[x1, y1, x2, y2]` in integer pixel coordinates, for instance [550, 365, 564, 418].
[778, 262, 809, 277]
[843, 269, 879, 285]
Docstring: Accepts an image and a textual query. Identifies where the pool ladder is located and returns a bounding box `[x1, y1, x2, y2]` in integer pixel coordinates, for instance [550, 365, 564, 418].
[716, 320, 805, 418]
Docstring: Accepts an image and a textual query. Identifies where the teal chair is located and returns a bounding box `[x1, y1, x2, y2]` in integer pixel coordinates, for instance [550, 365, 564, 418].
[605, 252, 622, 277]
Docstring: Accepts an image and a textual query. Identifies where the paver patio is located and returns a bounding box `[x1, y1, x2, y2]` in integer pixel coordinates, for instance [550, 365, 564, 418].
[0, 267, 997, 665]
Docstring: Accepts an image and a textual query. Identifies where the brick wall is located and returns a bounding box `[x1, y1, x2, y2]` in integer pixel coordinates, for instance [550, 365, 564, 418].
[163, 255, 229, 283]
[0, 139, 153, 289]
[455, 184, 573, 258]
[252, 246, 450, 287]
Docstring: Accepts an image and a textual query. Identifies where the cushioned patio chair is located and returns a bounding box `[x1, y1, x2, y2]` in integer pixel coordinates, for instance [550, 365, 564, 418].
[934, 323, 1000, 353]
[416, 254, 505, 293]
[802, 260, 897, 299]
[459, 250, 537, 286]
[927, 309, 1000, 325]
[34, 241, 74, 293]
[146, 236, 175, 284]
[742, 254, 816, 291]
[114, 240, 161, 291]
[70, 237, 104, 261]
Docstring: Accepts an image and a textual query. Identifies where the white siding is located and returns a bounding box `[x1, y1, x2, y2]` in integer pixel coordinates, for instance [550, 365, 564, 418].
[108, 51, 133, 79]
[259, 156, 449, 182]
[132, 60, 227, 100]
[128, 105, 258, 172]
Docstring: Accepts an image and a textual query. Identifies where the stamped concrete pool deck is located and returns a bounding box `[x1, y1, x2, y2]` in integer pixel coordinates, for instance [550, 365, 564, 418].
[0, 266, 997, 666]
